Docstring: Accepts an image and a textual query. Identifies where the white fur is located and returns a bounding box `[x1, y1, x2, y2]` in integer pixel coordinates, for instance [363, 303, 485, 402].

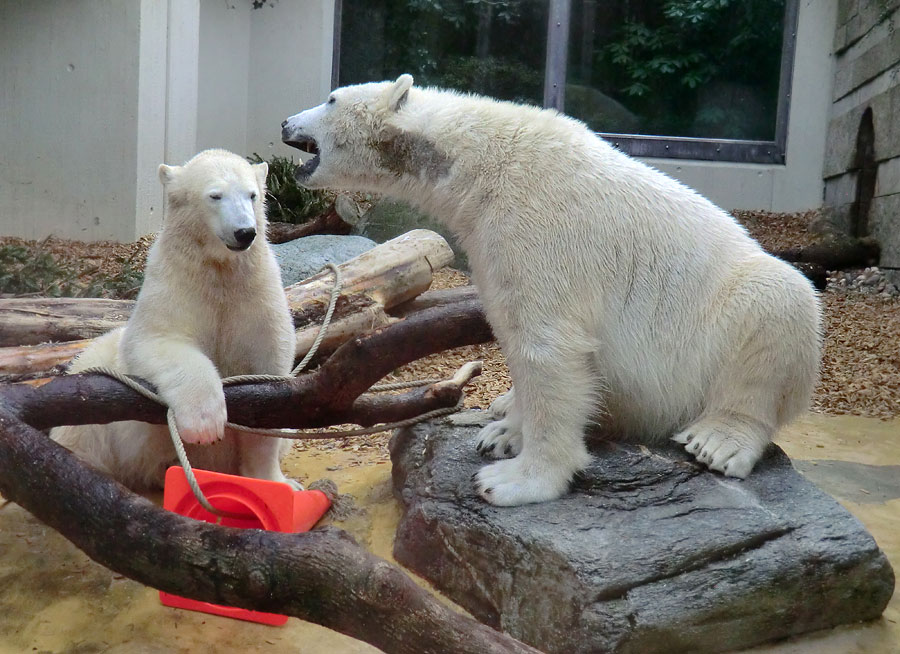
[51, 149, 297, 490]
[282, 76, 822, 506]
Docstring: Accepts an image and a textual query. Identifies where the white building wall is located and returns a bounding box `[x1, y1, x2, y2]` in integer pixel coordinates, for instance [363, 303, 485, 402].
[0, 0, 143, 241]
[196, 1, 252, 156]
[0, 0, 332, 242]
[246, 1, 335, 161]
[193, 1, 334, 162]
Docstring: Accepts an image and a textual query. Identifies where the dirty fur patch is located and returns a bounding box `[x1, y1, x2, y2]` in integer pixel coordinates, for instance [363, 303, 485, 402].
[371, 130, 452, 181]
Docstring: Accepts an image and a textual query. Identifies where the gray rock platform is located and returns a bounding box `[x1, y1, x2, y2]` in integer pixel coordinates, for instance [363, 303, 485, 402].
[389, 418, 895, 654]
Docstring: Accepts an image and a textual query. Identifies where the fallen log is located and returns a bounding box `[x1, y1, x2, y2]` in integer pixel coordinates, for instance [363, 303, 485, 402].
[0, 229, 456, 379]
[0, 298, 133, 347]
[0, 339, 91, 382]
[0, 299, 525, 654]
[287, 228, 454, 325]
[772, 235, 880, 271]
[266, 209, 352, 243]
[0, 409, 538, 654]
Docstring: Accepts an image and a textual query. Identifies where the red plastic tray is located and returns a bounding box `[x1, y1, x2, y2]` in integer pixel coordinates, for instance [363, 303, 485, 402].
[160, 467, 331, 625]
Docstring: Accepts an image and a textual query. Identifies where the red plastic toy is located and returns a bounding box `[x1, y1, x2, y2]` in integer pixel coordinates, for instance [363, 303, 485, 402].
[160, 466, 331, 626]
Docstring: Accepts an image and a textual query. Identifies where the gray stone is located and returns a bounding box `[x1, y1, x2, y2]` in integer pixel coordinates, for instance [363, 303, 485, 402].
[390, 419, 895, 654]
[271, 235, 376, 286]
[355, 199, 469, 271]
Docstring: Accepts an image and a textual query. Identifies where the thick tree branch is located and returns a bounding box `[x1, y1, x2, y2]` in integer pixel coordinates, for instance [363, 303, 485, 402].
[0, 405, 540, 654]
[2, 298, 492, 431]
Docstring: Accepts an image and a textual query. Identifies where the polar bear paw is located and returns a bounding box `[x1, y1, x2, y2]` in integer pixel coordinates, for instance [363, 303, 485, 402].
[476, 417, 523, 459]
[672, 415, 768, 478]
[171, 396, 227, 445]
[473, 456, 573, 506]
[487, 388, 516, 418]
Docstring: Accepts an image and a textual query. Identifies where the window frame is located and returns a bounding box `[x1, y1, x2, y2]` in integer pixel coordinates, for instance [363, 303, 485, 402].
[332, 0, 799, 165]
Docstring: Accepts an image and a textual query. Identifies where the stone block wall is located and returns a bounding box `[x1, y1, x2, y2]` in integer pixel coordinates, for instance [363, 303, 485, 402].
[825, 0, 900, 281]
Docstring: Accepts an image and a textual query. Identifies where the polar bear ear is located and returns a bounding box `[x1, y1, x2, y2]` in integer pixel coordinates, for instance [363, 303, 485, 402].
[157, 164, 180, 186]
[253, 161, 268, 189]
[386, 74, 414, 112]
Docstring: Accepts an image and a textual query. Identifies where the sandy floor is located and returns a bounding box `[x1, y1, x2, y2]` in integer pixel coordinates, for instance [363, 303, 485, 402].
[0, 412, 897, 654]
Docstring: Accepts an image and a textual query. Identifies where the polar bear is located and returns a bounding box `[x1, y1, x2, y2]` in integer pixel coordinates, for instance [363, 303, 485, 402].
[51, 149, 298, 490]
[281, 75, 822, 506]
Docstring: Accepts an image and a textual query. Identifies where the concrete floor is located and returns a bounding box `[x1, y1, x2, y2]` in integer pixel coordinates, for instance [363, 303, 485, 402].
[0, 413, 897, 654]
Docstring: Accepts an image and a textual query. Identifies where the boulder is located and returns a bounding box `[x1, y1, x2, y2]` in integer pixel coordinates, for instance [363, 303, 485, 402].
[272, 235, 376, 286]
[390, 418, 895, 654]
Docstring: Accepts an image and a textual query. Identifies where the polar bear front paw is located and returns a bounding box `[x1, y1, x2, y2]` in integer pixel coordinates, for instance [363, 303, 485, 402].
[672, 416, 768, 478]
[171, 396, 227, 445]
[473, 456, 573, 506]
[476, 417, 523, 459]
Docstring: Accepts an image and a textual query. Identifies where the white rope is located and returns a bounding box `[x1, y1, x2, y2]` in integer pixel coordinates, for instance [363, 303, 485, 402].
[79, 263, 469, 517]
[291, 262, 342, 376]
[223, 396, 464, 439]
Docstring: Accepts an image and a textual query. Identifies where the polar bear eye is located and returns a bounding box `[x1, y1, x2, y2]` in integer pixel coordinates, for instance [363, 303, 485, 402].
[328, 96, 336, 105]
[250, 191, 258, 200]
[209, 192, 223, 201]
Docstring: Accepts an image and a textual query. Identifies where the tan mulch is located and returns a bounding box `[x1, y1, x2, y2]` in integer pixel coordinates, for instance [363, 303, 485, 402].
[732, 209, 820, 253]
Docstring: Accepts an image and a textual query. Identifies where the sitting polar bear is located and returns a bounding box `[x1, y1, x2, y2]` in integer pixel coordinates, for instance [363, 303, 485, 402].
[282, 75, 822, 506]
[52, 149, 298, 490]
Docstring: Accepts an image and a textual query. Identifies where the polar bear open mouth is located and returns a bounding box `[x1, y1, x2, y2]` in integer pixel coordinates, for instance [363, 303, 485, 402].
[284, 136, 320, 181]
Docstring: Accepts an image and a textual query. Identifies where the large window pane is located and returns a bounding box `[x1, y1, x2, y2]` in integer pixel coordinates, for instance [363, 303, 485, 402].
[339, 0, 548, 107]
[565, 0, 787, 141]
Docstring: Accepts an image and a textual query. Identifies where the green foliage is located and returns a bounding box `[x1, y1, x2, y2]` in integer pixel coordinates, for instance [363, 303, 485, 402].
[341, 0, 547, 106]
[81, 254, 145, 299]
[439, 56, 543, 104]
[595, 0, 786, 138]
[0, 243, 80, 297]
[248, 154, 333, 225]
[0, 242, 144, 299]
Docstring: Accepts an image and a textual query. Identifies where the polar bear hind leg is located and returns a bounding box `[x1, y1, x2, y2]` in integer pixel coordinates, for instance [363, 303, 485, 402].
[237, 431, 302, 489]
[674, 259, 819, 478]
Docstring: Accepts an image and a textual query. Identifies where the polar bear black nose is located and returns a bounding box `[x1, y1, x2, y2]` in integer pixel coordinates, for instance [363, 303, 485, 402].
[281, 119, 288, 128]
[234, 228, 256, 247]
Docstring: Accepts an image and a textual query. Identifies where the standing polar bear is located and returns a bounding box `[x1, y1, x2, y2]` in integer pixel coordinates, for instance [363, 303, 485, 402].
[52, 149, 298, 490]
[282, 75, 822, 506]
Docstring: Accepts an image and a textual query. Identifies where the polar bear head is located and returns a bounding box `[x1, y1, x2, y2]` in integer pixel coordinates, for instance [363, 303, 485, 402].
[281, 74, 451, 193]
[158, 149, 268, 252]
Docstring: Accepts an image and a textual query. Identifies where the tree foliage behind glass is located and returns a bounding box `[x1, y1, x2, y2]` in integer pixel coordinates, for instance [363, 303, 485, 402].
[570, 0, 787, 139]
[340, 0, 547, 106]
[339, 0, 788, 141]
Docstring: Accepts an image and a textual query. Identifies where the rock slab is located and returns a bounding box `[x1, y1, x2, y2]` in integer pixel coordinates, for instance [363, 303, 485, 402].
[390, 418, 895, 654]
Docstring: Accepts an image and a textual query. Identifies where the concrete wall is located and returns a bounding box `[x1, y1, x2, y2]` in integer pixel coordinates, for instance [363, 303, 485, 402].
[0, 0, 143, 241]
[647, 0, 837, 212]
[823, 0, 900, 274]
[0, 0, 332, 242]
[194, 1, 334, 161]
